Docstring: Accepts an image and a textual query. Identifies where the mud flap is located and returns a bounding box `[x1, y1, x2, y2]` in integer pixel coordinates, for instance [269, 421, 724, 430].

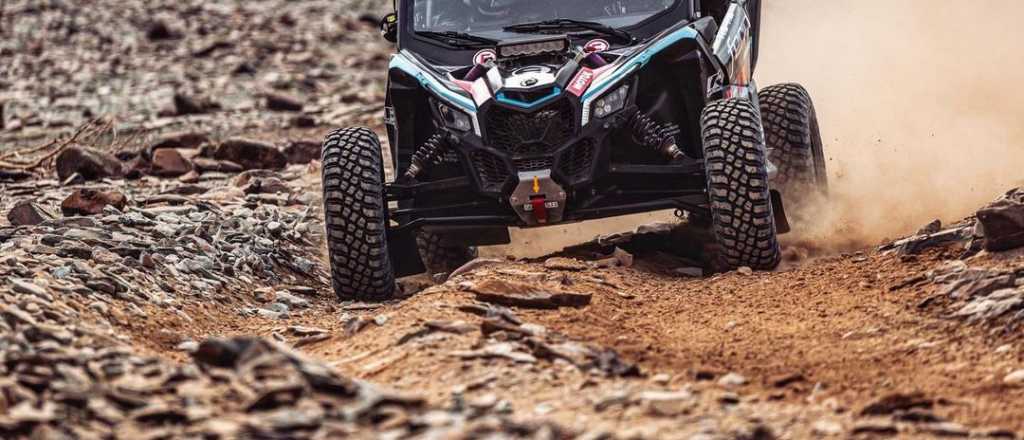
[771, 189, 791, 234]
[387, 227, 426, 278]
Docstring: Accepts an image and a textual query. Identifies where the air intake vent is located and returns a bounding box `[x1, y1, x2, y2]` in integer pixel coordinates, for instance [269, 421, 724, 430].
[470, 150, 510, 192]
[514, 157, 555, 172]
[558, 139, 597, 184]
[486, 99, 574, 157]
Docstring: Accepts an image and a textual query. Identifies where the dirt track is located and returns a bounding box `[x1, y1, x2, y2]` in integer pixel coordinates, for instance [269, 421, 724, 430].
[2, 0, 1024, 438]
[128, 224, 1024, 437]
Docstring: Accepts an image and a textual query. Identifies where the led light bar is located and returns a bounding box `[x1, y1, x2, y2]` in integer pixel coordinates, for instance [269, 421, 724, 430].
[497, 37, 569, 58]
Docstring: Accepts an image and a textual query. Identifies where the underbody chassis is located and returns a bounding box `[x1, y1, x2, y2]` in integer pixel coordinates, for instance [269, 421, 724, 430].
[386, 155, 716, 276]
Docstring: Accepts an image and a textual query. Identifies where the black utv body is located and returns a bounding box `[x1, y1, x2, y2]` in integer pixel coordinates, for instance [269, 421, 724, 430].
[321, 0, 828, 300]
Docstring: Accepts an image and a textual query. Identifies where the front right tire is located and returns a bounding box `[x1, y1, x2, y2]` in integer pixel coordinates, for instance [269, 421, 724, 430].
[701, 99, 782, 271]
[759, 83, 829, 213]
[321, 127, 396, 300]
[416, 231, 478, 277]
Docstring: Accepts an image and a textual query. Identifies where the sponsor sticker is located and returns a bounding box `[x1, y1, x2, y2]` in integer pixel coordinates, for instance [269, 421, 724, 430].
[583, 39, 610, 53]
[567, 68, 596, 96]
[473, 49, 497, 65]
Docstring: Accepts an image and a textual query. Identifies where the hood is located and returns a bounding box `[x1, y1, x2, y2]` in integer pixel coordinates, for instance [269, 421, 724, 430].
[388, 25, 701, 120]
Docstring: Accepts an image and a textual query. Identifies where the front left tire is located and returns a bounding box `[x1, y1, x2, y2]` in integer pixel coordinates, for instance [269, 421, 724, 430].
[321, 127, 396, 300]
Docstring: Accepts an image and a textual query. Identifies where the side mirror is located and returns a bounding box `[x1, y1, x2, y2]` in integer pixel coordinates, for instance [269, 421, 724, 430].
[381, 13, 398, 43]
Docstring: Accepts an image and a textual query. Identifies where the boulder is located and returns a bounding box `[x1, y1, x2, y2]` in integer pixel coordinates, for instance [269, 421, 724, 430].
[148, 131, 210, 156]
[150, 149, 193, 177]
[211, 138, 286, 170]
[265, 92, 304, 112]
[173, 93, 220, 116]
[61, 189, 128, 216]
[54, 147, 123, 181]
[977, 188, 1024, 252]
[145, 20, 181, 41]
[0, 168, 34, 181]
[8, 201, 57, 226]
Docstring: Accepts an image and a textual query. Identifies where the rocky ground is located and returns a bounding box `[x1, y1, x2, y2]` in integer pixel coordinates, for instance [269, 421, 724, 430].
[2, 1, 1024, 439]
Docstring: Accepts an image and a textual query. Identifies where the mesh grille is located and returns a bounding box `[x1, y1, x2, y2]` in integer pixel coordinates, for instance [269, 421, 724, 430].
[470, 150, 510, 192]
[486, 99, 575, 157]
[559, 139, 596, 183]
[514, 157, 555, 172]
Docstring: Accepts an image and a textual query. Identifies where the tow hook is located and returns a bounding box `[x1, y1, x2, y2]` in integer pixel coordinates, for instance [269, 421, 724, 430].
[529, 195, 549, 223]
[509, 170, 566, 226]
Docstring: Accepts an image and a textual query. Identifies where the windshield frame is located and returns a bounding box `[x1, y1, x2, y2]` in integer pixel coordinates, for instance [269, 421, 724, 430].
[400, 0, 690, 55]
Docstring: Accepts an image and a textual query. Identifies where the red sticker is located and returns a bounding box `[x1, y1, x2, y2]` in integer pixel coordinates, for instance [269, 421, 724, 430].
[583, 39, 610, 53]
[567, 68, 595, 96]
[473, 49, 497, 65]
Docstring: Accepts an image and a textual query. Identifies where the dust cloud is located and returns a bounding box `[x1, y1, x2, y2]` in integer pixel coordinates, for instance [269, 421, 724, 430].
[758, 0, 1024, 248]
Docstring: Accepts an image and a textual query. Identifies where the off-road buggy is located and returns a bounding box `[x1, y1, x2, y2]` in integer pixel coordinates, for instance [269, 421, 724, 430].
[321, 0, 828, 300]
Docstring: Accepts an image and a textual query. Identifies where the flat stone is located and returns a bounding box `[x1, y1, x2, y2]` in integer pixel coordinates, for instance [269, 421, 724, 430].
[543, 257, 590, 271]
[1004, 369, 1024, 386]
[10, 279, 47, 296]
[448, 258, 504, 280]
[452, 342, 537, 364]
[467, 279, 591, 309]
[717, 372, 748, 387]
[921, 422, 969, 437]
[674, 267, 704, 278]
[61, 189, 128, 216]
[860, 392, 933, 416]
[851, 420, 898, 436]
[637, 390, 695, 416]
[954, 289, 1024, 322]
[812, 419, 844, 436]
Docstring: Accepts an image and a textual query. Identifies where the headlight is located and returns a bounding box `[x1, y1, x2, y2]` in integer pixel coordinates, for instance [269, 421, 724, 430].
[438, 103, 472, 132]
[592, 84, 630, 119]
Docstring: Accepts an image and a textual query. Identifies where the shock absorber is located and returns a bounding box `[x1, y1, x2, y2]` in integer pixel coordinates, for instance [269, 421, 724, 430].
[628, 111, 686, 161]
[404, 133, 448, 181]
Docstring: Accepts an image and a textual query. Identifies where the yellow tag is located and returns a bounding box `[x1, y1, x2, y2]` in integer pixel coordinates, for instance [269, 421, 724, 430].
[532, 176, 540, 193]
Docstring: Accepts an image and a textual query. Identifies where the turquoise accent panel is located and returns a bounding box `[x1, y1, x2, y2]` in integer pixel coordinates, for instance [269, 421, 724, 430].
[389, 54, 476, 111]
[495, 87, 563, 109]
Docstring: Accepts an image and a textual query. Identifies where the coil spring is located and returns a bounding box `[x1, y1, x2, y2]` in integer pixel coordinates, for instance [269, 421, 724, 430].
[404, 133, 448, 180]
[628, 111, 681, 151]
